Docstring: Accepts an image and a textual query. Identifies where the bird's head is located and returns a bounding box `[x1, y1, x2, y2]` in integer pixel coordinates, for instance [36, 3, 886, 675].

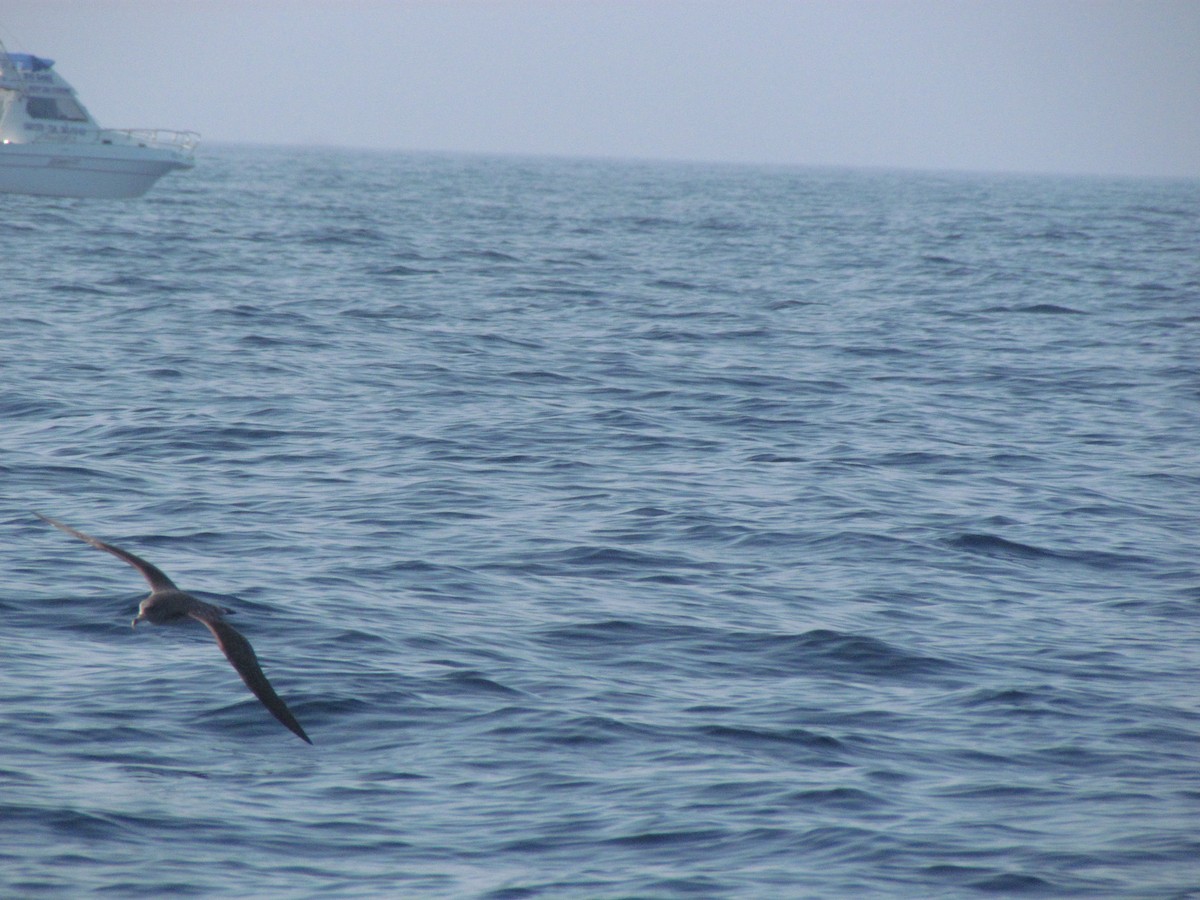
[131, 593, 182, 628]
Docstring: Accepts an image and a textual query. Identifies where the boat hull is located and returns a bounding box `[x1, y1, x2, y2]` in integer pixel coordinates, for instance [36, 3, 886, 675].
[0, 143, 192, 199]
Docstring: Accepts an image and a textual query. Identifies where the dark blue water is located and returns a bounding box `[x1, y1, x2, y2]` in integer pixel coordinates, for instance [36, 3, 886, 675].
[2, 146, 1198, 897]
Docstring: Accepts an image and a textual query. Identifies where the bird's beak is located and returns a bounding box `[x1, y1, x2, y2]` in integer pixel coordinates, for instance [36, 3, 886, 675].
[131, 614, 143, 629]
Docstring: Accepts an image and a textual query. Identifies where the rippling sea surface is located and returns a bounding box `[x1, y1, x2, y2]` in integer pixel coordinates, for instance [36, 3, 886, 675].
[1, 146, 1198, 898]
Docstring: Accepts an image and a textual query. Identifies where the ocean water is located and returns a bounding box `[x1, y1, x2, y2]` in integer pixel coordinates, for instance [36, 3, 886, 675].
[1, 145, 1198, 898]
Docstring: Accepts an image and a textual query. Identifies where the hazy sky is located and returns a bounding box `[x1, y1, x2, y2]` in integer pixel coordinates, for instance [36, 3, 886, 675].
[3, 1, 1197, 177]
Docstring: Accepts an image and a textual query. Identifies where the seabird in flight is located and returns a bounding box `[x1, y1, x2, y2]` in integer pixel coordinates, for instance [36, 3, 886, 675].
[35, 512, 312, 744]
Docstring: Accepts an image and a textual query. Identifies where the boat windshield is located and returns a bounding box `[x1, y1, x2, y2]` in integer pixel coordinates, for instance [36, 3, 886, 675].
[26, 95, 89, 122]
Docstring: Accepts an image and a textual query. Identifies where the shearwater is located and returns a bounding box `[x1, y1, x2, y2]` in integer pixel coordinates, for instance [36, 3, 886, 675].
[35, 512, 312, 744]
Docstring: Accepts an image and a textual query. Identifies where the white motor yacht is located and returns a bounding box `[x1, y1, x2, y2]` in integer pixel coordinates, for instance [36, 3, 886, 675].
[0, 43, 197, 199]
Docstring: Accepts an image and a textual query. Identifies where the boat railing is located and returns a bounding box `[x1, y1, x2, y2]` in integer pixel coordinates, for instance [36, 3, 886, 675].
[101, 128, 200, 155]
[27, 127, 199, 157]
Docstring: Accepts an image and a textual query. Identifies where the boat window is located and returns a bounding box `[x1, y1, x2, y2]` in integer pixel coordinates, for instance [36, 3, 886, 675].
[25, 95, 89, 122]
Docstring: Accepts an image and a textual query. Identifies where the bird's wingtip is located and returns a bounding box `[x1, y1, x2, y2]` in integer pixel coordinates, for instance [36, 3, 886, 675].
[32, 511, 66, 530]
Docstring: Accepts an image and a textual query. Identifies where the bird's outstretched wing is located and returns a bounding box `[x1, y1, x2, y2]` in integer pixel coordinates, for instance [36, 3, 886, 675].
[35, 512, 178, 593]
[191, 612, 313, 745]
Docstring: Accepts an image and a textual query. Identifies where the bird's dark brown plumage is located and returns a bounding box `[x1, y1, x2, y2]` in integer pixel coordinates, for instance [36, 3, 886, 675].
[35, 512, 312, 744]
